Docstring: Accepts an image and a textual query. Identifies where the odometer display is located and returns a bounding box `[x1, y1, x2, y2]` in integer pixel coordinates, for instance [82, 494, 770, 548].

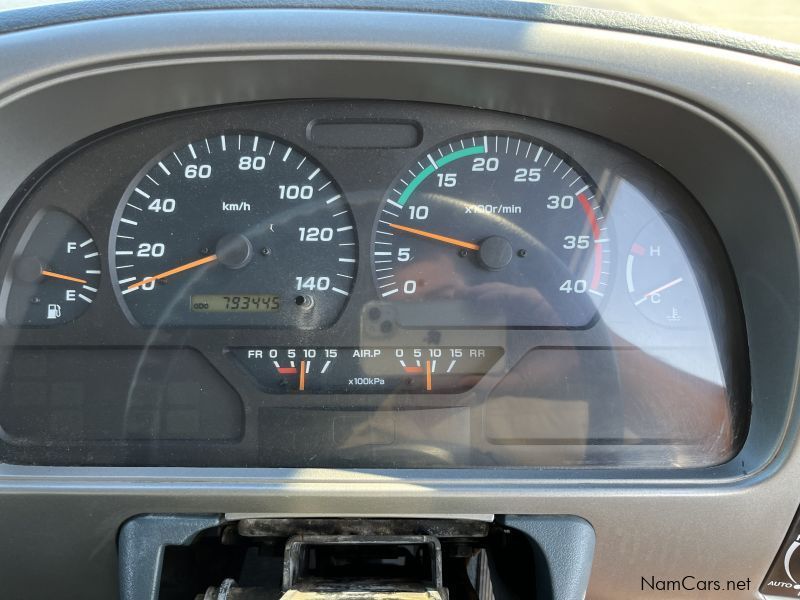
[191, 294, 281, 313]
[110, 133, 357, 327]
[372, 133, 610, 328]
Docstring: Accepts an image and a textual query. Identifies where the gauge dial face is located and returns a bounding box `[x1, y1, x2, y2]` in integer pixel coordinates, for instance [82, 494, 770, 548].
[3, 210, 101, 326]
[626, 217, 704, 327]
[229, 346, 504, 394]
[372, 133, 610, 328]
[110, 133, 357, 327]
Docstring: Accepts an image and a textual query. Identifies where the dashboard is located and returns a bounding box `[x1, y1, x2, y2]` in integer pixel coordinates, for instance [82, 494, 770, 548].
[0, 100, 748, 469]
[0, 2, 799, 600]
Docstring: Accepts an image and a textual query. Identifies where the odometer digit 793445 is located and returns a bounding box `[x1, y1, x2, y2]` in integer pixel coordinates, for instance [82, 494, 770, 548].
[372, 133, 610, 328]
[110, 133, 357, 327]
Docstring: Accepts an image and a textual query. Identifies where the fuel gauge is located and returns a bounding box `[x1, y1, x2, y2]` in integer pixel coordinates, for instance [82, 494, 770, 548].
[626, 216, 704, 328]
[3, 210, 101, 326]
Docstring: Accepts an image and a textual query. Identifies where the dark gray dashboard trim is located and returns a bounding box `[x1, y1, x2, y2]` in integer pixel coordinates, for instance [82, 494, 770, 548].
[118, 514, 223, 600]
[1, 0, 799, 67]
[0, 8, 797, 600]
[500, 515, 596, 600]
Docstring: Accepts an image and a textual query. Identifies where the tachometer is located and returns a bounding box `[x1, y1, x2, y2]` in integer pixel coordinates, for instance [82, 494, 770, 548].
[371, 133, 610, 328]
[110, 133, 357, 327]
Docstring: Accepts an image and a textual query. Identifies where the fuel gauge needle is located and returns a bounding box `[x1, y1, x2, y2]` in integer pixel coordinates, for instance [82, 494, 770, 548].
[127, 254, 218, 291]
[635, 277, 684, 306]
[41, 270, 88, 285]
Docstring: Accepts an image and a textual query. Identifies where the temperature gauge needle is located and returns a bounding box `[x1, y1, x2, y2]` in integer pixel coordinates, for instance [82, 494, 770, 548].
[40, 270, 87, 285]
[635, 277, 684, 306]
[388, 223, 480, 251]
[127, 254, 218, 290]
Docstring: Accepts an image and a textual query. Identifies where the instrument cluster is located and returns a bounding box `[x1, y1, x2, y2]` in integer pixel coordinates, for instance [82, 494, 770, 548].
[0, 101, 748, 469]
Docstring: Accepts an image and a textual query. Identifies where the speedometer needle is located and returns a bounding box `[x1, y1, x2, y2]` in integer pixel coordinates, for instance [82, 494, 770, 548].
[127, 254, 218, 290]
[388, 223, 480, 251]
[635, 277, 684, 306]
[41, 270, 88, 285]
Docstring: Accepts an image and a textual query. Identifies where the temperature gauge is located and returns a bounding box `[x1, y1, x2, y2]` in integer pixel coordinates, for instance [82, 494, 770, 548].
[229, 346, 503, 394]
[625, 217, 704, 327]
[2, 210, 101, 326]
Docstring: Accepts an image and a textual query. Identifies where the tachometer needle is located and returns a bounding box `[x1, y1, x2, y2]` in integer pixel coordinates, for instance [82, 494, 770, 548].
[41, 270, 88, 285]
[635, 277, 684, 306]
[127, 254, 218, 290]
[388, 223, 480, 251]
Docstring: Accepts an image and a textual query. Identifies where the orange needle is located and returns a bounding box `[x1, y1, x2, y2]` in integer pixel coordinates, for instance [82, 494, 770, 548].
[127, 254, 218, 290]
[299, 360, 306, 391]
[41, 270, 87, 285]
[388, 223, 480, 251]
[426, 360, 432, 392]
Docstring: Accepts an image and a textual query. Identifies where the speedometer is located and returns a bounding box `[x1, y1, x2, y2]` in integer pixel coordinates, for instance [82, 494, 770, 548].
[372, 133, 610, 328]
[110, 133, 357, 327]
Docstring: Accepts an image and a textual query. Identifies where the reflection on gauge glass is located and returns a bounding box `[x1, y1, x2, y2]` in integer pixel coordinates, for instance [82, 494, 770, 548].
[2, 210, 101, 326]
[110, 133, 357, 327]
[626, 216, 705, 327]
[371, 133, 610, 328]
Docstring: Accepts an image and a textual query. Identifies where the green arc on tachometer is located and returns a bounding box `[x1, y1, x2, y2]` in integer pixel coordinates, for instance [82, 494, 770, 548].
[396, 144, 486, 206]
